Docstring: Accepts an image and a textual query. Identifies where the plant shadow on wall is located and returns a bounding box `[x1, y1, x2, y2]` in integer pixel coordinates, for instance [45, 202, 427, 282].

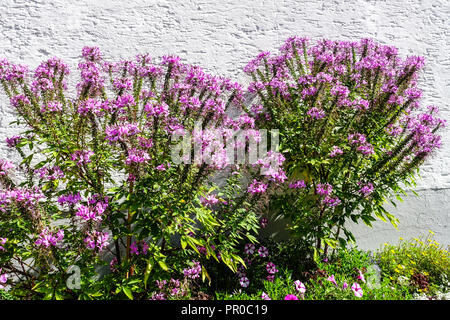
[0, 36, 446, 300]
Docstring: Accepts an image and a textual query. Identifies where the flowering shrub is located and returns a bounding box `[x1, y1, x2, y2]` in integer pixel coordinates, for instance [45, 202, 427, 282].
[0, 48, 285, 299]
[244, 37, 445, 253]
[0, 38, 446, 301]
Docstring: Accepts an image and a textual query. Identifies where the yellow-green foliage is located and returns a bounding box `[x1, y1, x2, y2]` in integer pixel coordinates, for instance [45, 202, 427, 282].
[377, 231, 450, 292]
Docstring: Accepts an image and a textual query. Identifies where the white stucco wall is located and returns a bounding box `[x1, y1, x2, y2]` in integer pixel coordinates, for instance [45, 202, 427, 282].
[0, 0, 448, 249]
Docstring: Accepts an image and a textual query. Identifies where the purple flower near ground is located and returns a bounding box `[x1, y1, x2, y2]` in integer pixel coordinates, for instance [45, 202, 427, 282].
[239, 276, 249, 288]
[109, 257, 118, 273]
[151, 292, 166, 300]
[266, 262, 278, 274]
[357, 270, 366, 283]
[244, 243, 256, 255]
[284, 294, 299, 300]
[260, 217, 268, 228]
[294, 280, 306, 294]
[200, 194, 219, 207]
[327, 275, 337, 286]
[261, 292, 271, 300]
[156, 280, 167, 290]
[155, 164, 166, 171]
[351, 282, 363, 298]
[258, 246, 269, 258]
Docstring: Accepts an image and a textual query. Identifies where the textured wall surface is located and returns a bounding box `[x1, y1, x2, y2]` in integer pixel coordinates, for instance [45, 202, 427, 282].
[0, 0, 449, 249]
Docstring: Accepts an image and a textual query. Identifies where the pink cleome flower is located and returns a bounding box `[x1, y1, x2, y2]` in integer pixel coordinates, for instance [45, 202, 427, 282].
[0, 269, 8, 289]
[0, 159, 14, 176]
[247, 179, 268, 195]
[35, 228, 64, 248]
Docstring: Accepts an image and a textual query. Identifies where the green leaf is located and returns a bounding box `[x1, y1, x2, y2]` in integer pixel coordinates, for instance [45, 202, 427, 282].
[361, 215, 375, 227]
[43, 292, 53, 300]
[34, 160, 48, 170]
[313, 247, 320, 264]
[374, 210, 387, 222]
[144, 258, 154, 288]
[338, 237, 347, 248]
[32, 281, 43, 291]
[157, 260, 169, 272]
[180, 238, 187, 250]
[323, 237, 337, 248]
[202, 265, 211, 285]
[54, 291, 64, 300]
[21, 154, 33, 166]
[122, 286, 133, 300]
[88, 291, 103, 297]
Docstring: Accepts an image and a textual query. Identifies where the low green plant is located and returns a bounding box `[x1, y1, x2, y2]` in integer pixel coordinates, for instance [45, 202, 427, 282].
[376, 232, 450, 295]
[215, 247, 416, 300]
